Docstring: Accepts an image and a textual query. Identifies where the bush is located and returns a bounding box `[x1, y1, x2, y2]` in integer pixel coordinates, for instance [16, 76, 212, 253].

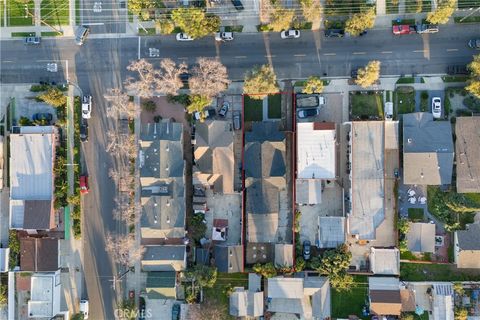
[156, 18, 175, 34]
[9, 230, 20, 270]
[463, 96, 480, 112]
[30, 84, 50, 92]
[18, 116, 33, 126]
[153, 115, 162, 123]
[167, 94, 191, 106]
[142, 100, 157, 112]
[421, 91, 428, 99]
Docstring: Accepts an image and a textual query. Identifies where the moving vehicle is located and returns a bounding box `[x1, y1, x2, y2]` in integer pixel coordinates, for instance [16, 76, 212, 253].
[25, 36, 41, 45]
[415, 24, 439, 34]
[80, 176, 89, 194]
[432, 97, 442, 119]
[218, 102, 229, 117]
[233, 111, 241, 130]
[215, 32, 234, 41]
[80, 121, 88, 142]
[296, 94, 319, 108]
[75, 26, 90, 45]
[82, 95, 92, 119]
[297, 108, 320, 119]
[230, 0, 244, 10]
[176, 33, 193, 41]
[32, 113, 53, 123]
[468, 39, 480, 49]
[324, 29, 344, 38]
[392, 25, 416, 35]
[303, 240, 311, 260]
[281, 29, 300, 39]
[80, 300, 89, 319]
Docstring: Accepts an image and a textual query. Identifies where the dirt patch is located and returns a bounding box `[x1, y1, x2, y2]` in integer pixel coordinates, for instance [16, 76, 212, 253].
[140, 96, 188, 127]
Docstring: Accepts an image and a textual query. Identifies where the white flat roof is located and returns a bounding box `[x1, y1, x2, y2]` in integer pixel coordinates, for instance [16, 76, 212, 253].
[297, 122, 336, 179]
[28, 273, 59, 317]
[10, 128, 55, 200]
[268, 277, 304, 299]
[349, 122, 385, 240]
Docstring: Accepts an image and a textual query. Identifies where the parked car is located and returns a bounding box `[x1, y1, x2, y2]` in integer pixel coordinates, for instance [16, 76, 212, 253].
[193, 108, 216, 121]
[233, 111, 241, 130]
[82, 95, 92, 119]
[80, 176, 89, 194]
[176, 33, 193, 41]
[215, 32, 234, 41]
[324, 29, 344, 38]
[303, 240, 311, 260]
[80, 300, 89, 319]
[297, 108, 319, 119]
[468, 39, 480, 49]
[281, 29, 300, 39]
[80, 122, 88, 142]
[75, 26, 90, 45]
[219, 102, 229, 117]
[432, 97, 442, 119]
[392, 25, 416, 35]
[447, 65, 468, 75]
[25, 36, 41, 45]
[172, 304, 180, 320]
[230, 0, 244, 10]
[32, 113, 53, 123]
[415, 24, 439, 34]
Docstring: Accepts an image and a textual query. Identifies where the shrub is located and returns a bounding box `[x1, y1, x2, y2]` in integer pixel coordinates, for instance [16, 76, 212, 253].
[142, 100, 156, 112]
[167, 94, 191, 106]
[18, 116, 33, 126]
[30, 84, 50, 92]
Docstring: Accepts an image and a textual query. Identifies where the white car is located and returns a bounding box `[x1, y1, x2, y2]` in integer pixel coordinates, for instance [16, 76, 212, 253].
[82, 95, 92, 119]
[80, 300, 89, 319]
[431, 97, 442, 119]
[176, 33, 193, 41]
[215, 32, 233, 41]
[281, 29, 300, 39]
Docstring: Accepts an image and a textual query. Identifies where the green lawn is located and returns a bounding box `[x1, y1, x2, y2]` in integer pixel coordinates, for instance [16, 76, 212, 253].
[332, 279, 369, 319]
[392, 18, 416, 26]
[454, 16, 480, 23]
[203, 273, 248, 320]
[7, 0, 34, 26]
[11, 31, 35, 37]
[268, 94, 281, 119]
[138, 27, 156, 35]
[324, 0, 368, 15]
[41, 31, 63, 36]
[401, 263, 480, 281]
[420, 91, 428, 112]
[395, 87, 415, 115]
[408, 208, 425, 222]
[458, 0, 480, 8]
[442, 75, 468, 83]
[386, 0, 399, 14]
[1, 0, 4, 26]
[224, 25, 243, 32]
[244, 95, 263, 122]
[75, 0, 79, 24]
[405, 0, 431, 13]
[41, 0, 69, 26]
[397, 77, 415, 84]
[350, 92, 383, 120]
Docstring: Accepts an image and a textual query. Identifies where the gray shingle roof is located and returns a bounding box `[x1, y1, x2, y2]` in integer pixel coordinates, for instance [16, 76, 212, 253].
[456, 223, 480, 250]
[455, 117, 480, 193]
[246, 179, 281, 215]
[214, 245, 243, 273]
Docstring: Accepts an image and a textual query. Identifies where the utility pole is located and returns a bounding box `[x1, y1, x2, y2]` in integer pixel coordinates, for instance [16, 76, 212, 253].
[24, 6, 63, 34]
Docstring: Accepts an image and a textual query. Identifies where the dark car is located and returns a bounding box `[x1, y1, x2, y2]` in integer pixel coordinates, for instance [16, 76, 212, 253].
[172, 304, 180, 320]
[297, 108, 319, 119]
[180, 72, 191, 84]
[447, 65, 468, 75]
[303, 240, 311, 260]
[231, 0, 244, 10]
[80, 122, 88, 142]
[324, 29, 345, 38]
[32, 113, 53, 123]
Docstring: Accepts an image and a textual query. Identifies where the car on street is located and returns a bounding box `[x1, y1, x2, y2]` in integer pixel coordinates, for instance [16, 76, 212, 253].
[215, 32, 234, 41]
[468, 39, 480, 49]
[80, 300, 89, 319]
[80, 175, 89, 194]
[324, 29, 344, 38]
[80, 121, 88, 142]
[219, 102, 229, 117]
[281, 29, 300, 39]
[230, 0, 244, 10]
[25, 36, 41, 45]
[32, 113, 53, 123]
[432, 97, 442, 119]
[75, 26, 90, 45]
[82, 95, 92, 119]
[303, 240, 311, 260]
[415, 24, 439, 34]
[233, 111, 241, 130]
[297, 108, 319, 119]
[176, 33, 193, 41]
[392, 25, 416, 35]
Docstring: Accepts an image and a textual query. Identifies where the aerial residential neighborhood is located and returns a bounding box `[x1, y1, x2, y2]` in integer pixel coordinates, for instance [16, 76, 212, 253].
[1, 0, 480, 318]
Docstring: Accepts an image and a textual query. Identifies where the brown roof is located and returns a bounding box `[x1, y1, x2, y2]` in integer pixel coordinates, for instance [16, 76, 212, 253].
[313, 122, 336, 130]
[23, 200, 55, 230]
[400, 289, 416, 312]
[370, 290, 402, 316]
[20, 238, 59, 271]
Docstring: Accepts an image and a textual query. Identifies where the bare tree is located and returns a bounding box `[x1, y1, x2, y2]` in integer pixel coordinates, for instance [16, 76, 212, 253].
[113, 201, 140, 225]
[184, 299, 228, 320]
[106, 129, 120, 153]
[104, 88, 138, 119]
[117, 135, 138, 159]
[189, 58, 230, 99]
[157, 58, 187, 96]
[105, 233, 144, 266]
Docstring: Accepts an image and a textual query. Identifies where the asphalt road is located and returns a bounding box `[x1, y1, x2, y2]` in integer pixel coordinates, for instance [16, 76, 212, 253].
[0, 24, 479, 319]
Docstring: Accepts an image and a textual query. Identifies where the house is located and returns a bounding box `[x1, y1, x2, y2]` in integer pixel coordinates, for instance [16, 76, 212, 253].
[406, 222, 435, 253]
[455, 117, 480, 193]
[9, 126, 57, 231]
[27, 270, 62, 318]
[230, 273, 264, 318]
[274, 244, 294, 267]
[318, 217, 345, 248]
[20, 238, 59, 272]
[369, 277, 402, 316]
[454, 223, 480, 268]
[214, 245, 243, 273]
[370, 247, 400, 275]
[193, 120, 234, 194]
[432, 283, 454, 320]
[146, 271, 177, 299]
[403, 113, 454, 186]
[349, 121, 385, 240]
[141, 245, 186, 271]
[139, 121, 186, 242]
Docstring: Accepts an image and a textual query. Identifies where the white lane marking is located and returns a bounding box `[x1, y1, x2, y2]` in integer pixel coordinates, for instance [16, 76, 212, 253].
[381, 51, 393, 54]
[446, 48, 458, 52]
[413, 50, 425, 53]
[352, 52, 366, 55]
[137, 37, 141, 59]
[178, 57, 188, 59]
[294, 54, 306, 57]
[37, 59, 58, 62]
[234, 55, 247, 58]
[2, 60, 13, 63]
[323, 53, 336, 56]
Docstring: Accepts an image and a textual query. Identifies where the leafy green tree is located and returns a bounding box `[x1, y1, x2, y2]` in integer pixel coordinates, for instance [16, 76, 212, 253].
[71, 314, 85, 320]
[302, 76, 324, 94]
[142, 100, 157, 112]
[453, 282, 465, 296]
[299, 0, 322, 24]
[38, 87, 66, 107]
[355, 60, 381, 88]
[9, 230, 20, 270]
[295, 257, 306, 271]
[127, 0, 157, 19]
[466, 54, 480, 99]
[397, 218, 410, 234]
[268, 5, 295, 32]
[454, 307, 468, 320]
[186, 95, 212, 116]
[243, 65, 279, 100]
[252, 262, 277, 278]
[317, 244, 352, 276]
[186, 265, 218, 288]
[18, 116, 33, 126]
[156, 18, 175, 34]
[330, 273, 355, 291]
[427, 0, 456, 25]
[171, 8, 220, 39]
[0, 284, 6, 307]
[345, 7, 376, 36]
